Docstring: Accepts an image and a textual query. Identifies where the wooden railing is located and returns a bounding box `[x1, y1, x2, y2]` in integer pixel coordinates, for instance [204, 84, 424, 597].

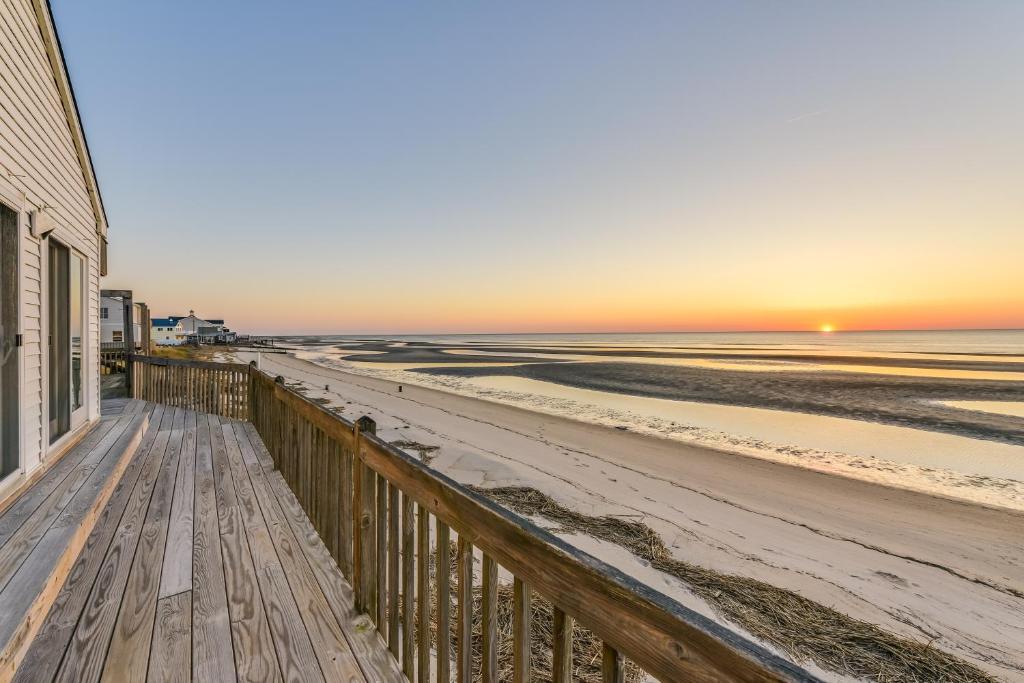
[131, 355, 816, 683]
[100, 347, 126, 375]
[128, 355, 250, 419]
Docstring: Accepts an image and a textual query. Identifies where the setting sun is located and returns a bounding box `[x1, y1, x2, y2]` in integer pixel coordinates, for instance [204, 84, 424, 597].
[820, 324, 835, 333]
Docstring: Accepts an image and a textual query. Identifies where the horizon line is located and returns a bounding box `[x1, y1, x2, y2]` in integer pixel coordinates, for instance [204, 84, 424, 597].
[257, 326, 1024, 337]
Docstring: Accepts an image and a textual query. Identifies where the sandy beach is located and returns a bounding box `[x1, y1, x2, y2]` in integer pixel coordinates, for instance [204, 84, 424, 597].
[238, 350, 1024, 681]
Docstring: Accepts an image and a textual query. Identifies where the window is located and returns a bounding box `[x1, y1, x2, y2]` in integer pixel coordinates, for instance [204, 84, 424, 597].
[113, 330, 123, 342]
[100, 307, 108, 319]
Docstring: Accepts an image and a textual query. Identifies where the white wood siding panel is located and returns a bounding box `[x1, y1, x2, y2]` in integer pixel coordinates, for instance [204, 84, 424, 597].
[1, 0, 103, 471]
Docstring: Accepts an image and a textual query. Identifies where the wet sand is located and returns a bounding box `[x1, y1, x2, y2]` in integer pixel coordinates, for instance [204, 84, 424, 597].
[310, 339, 1024, 372]
[417, 362, 1024, 445]
[239, 351, 1024, 681]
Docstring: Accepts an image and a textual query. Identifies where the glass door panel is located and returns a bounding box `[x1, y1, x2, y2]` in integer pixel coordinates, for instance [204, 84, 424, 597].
[48, 241, 70, 443]
[1, 204, 17, 476]
[70, 252, 84, 423]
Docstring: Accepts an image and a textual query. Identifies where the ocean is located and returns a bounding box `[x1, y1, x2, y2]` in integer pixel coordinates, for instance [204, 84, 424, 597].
[277, 329, 1024, 509]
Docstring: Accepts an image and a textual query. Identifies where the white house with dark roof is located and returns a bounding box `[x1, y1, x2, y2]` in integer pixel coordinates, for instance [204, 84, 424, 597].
[170, 310, 225, 335]
[151, 318, 186, 346]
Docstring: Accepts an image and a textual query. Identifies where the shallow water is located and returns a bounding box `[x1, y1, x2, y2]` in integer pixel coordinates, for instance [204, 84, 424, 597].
[469, 376, 1024, 482]
[281, 330, 1024, 509]
[440, 349, 1024, 381]
[935, 400, 1024, 419]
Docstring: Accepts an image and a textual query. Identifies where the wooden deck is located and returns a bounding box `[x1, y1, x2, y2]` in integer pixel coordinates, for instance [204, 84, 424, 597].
[4, 399, 401, 683]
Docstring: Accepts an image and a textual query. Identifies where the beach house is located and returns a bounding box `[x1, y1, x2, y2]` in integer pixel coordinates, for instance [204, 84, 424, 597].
[171, 309, 226, 334]
[171, 309, 237, 344]
[150, 317, 186, 345]
[0, 0, 108, 500]
[99, 294, 142, 346]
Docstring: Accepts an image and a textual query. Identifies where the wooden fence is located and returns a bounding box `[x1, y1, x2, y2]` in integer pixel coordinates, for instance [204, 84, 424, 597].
[130, 355, 816, 683]
[128, 355, 250, 419]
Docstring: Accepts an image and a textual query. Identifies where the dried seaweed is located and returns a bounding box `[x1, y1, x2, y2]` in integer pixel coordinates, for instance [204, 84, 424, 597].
[469, 485, 993, 683]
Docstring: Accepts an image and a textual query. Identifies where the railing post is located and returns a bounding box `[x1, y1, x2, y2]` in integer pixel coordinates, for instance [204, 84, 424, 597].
[248, 361, 257, 422]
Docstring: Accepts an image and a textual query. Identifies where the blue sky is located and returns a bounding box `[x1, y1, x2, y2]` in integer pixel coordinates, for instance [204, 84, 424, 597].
[54, 1, 1024, 333]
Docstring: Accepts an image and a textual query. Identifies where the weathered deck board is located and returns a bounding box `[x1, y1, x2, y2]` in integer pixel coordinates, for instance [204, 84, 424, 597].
[147, 590, 191, 683]
[12, 405, 167, 683]
[236, 424, 369, 681]
[213, 416, 281, 682]
[8, 400, 389, 683]
[103, 408, 185, 680]
[191, 410, 236, 682]
[243, 423, 404, 682]
[0, 411, 149, 680]
[158, 410, 196, 599]
[54, 408, 174, 683]
[226, 422, 323, 683]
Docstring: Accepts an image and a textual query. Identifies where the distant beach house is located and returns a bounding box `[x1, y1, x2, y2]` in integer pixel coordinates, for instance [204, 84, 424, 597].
[171, 309, 224, 334]
[172, 309, 236, 344]
[151, 317, 186, 346]
[100, 295, 143, 347]
[0, 1, 109, 499]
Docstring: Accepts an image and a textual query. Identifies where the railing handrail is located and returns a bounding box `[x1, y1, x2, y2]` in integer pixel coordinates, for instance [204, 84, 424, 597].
[127, 353, 249, 372]
[129, 354, 818, 682]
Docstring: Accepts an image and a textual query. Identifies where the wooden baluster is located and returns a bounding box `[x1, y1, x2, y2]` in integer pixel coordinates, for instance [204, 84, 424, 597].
[513, 578, 531, 683]
[376, 474, 387, 634]
[388, 483, 400, 657]
[362, 466, 374, 618]
[602, 643, 624, 683]
[417, 504, 430, 683]
[552, 608, 573, 683]
[340, 437, 353, 577]
[402, 492, 415, 679]
[351, 424, 366, 611]
[436, 521, 451, 683]
[456, 537, 472, 683]
[482, 554, 498, 683]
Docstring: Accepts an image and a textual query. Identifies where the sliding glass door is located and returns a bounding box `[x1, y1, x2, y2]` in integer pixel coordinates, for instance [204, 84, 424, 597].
[48, 241, 86, 444]
[1, 204, 17, 477]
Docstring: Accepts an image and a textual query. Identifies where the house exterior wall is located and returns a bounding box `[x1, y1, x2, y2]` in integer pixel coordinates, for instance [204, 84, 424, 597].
[152, 323, 185, 346]
[100, 296, 142, 345]
[100, 295, 123, 343]
[0, 0, 104, 484]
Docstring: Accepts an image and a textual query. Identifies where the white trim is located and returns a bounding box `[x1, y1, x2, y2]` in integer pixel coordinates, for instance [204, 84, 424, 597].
[0, 173, 26, 211]
[0, 470, 24, 506]
[17, 204, 25, 479]
[40, 235, 92, 455]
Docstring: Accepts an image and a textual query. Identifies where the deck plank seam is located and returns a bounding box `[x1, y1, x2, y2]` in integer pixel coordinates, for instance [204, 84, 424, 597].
[222, 418, 322, 682]
[7, 404, 165, 682]
[103, 407, 187, 682]
[52, 407, 174, 682]
[231, 420, 338, 682]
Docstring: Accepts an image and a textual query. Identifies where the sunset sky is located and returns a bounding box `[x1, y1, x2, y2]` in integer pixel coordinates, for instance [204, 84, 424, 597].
[55, 1, 1023, 334]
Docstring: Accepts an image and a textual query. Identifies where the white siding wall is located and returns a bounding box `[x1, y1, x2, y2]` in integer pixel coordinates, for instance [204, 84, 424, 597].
[0, 0, 103, 473]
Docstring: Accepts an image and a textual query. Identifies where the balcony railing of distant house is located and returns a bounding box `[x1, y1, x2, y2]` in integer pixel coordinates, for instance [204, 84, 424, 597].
[100, 342, 128, 375]
[126, 354, 816, 683]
